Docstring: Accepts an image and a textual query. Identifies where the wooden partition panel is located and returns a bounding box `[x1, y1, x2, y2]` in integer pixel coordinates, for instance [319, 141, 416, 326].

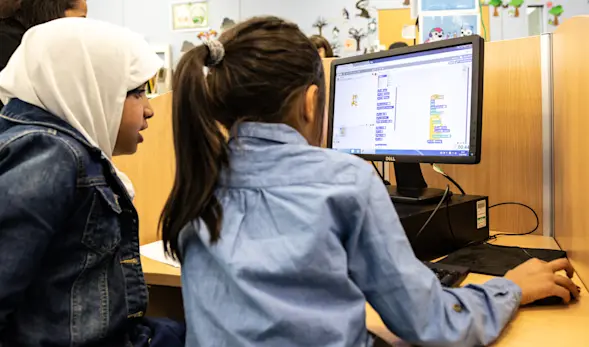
[322, 58, 335, 148]
[414, 37, 544, 234]
[553, 16, 589, 285]
[113, 93, 175, 245]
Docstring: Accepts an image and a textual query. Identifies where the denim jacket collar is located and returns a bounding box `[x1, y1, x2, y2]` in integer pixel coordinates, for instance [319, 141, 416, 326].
[0, 99, 100, 155]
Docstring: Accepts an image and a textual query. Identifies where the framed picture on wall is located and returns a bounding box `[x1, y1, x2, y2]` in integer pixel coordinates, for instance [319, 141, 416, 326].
[419, 13, 480, 43]
[171, 0, 209, 32]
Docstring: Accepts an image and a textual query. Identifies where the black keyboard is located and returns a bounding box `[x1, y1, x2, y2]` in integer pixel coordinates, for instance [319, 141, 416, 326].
[423, 261, 470, 287]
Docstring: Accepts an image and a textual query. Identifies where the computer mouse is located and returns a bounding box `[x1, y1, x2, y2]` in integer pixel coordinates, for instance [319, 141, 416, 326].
[530, 293, 575, 306]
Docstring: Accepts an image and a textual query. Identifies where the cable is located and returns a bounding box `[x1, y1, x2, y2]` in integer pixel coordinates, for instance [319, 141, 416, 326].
[415, 185, 451, 239]
[480, 1, 488, 41]
[371, 161, 384, 180]
[445, 192, 458, 247]
[371, 161, 391, 185]
[447, 201, 539, 250]
[489, 202, 540, 237]
[414, 17, 419, 46]
[431, 164, 466, 195]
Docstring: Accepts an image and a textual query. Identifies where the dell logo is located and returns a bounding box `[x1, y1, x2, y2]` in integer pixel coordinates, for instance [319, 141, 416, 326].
[384, 156, 396, 162]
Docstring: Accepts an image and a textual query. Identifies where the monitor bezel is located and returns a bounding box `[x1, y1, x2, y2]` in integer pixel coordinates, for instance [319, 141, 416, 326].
[326, 35, 484, 165]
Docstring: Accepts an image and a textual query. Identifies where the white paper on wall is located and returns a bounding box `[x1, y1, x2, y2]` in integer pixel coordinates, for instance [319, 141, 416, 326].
[402, 24, 417, 39]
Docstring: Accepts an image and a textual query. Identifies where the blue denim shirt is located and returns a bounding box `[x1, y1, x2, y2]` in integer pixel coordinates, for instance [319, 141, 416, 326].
[181, 122, 522, 347]
[0, 100, 148, 347]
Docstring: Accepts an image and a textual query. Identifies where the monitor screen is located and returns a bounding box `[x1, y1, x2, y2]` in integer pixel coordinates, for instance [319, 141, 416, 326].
[330, 43, 476, 159]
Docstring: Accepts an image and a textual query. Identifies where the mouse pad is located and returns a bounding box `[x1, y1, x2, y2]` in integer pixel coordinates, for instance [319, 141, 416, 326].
[438, 243, 567, 276]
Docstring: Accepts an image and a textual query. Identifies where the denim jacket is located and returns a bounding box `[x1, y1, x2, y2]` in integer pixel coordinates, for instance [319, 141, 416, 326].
[0, 100, 148, 347]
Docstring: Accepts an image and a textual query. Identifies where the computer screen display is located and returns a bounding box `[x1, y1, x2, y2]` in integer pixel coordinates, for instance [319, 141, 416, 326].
[330, 42, 477, 159]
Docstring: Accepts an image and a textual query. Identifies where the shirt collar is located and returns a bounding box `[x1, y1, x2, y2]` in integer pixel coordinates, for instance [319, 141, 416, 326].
[232, 122, 309, 146]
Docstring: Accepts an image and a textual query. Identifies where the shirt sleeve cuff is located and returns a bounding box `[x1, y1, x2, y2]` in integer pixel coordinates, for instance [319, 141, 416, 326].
[479, 277, 523, 307]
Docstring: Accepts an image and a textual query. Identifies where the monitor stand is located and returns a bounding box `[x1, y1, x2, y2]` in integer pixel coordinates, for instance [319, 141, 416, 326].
[386, 162, 449, 204]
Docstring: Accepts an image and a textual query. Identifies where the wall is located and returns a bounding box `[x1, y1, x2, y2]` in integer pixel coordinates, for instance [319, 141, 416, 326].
[87, 0, 378, 63]
[240, 0, 379, 56]
[488, 0, 529, 41]
[87, 0, 589, 60]
[239, 0, 367, 36]
[87, 0, 237, 63]
[87, 0, 124, 26]
[531, 0, 589, 33]
[487, 0, 589, 40]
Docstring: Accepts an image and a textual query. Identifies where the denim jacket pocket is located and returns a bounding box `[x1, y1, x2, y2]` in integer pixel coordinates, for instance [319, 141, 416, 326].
[82, 186, 122, 254]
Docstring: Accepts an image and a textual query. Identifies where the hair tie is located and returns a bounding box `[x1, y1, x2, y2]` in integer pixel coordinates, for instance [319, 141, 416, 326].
[203, 39, 225, 67]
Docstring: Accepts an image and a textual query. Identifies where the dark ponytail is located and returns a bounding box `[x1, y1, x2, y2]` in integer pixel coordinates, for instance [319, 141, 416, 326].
[160, 46, 229, 260]
[161, 16, 326, 260]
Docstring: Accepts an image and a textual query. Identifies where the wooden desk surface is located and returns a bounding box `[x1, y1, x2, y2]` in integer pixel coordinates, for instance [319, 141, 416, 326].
[141, 234, 589, 346]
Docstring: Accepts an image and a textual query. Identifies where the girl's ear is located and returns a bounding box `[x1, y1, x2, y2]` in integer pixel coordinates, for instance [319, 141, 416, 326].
[304, 84, 319, 126]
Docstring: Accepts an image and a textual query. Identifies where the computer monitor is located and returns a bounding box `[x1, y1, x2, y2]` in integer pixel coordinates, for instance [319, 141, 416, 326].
[327, 36, 484, 204]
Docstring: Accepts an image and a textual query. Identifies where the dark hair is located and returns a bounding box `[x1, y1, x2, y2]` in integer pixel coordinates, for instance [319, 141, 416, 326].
[160, 16, 326, 259]
[0, 0, 21, 19]
[14, 0, 79, 28]
[310, 35, 334, 58]
[389, 41, 409, 50]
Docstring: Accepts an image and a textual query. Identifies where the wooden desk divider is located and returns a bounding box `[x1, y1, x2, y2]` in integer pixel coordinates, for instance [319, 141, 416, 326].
[553, 16, 589, 286]
[321, 58, 336, 148]
[418, 37, 544, 235]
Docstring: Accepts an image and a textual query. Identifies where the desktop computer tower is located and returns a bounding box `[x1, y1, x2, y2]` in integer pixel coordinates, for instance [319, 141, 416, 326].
[395, 195, 490, 261]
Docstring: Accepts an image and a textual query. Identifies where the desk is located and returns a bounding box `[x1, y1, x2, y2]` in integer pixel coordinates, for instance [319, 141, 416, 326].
[141, 234, 589, 346]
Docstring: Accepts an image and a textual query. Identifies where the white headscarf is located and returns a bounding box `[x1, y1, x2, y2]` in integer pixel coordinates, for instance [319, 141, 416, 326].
[0, 18, 163, 199]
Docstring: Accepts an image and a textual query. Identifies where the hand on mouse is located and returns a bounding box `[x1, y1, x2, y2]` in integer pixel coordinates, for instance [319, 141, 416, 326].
[504, 258, 580, 306]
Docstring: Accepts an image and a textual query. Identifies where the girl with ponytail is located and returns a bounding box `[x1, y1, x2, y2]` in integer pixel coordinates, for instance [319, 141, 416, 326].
[164, 15, 579, 347]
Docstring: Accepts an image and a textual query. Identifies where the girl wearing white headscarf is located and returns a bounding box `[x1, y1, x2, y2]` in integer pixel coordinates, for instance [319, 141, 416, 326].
[0, 18, 184, 347]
